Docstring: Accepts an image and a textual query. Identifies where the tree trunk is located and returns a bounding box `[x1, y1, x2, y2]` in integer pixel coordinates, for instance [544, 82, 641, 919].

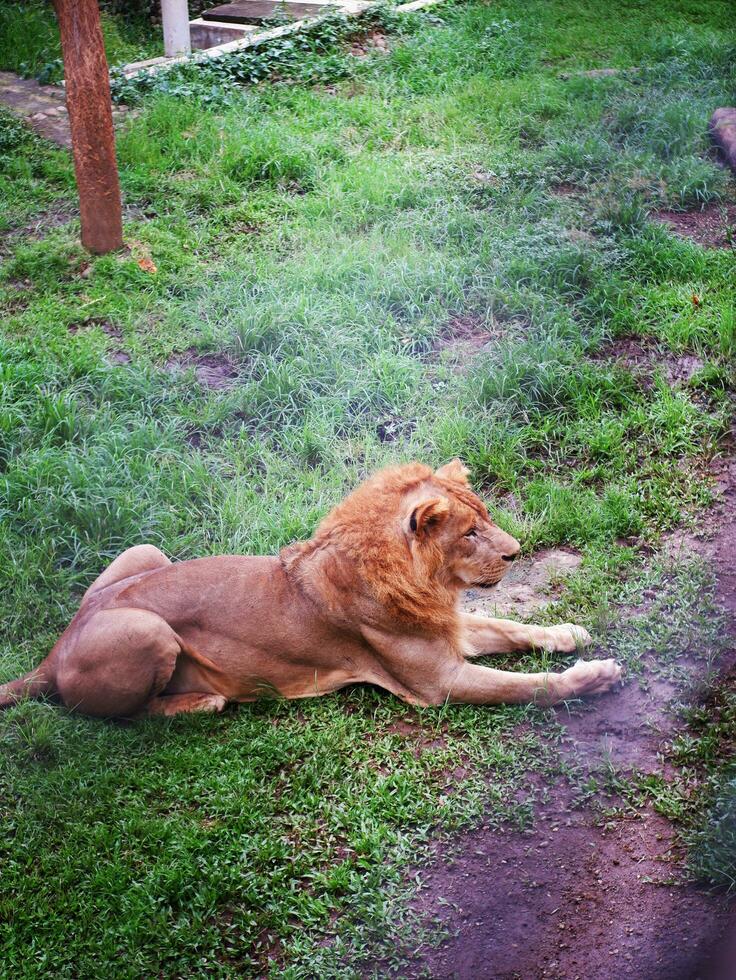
[53, 0, 123, 254]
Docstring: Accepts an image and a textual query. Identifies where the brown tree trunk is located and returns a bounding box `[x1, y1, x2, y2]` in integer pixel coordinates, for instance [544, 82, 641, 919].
[53, 0, 123, 254]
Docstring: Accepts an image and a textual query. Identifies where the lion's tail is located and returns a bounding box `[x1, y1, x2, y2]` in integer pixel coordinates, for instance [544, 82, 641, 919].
[0, 661, 56, 709]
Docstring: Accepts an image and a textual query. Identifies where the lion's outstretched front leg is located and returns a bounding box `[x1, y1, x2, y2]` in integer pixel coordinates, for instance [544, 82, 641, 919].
[445, 657, 623, 706]
[362, 627, 620, 708]
[460, 612, 592, 657]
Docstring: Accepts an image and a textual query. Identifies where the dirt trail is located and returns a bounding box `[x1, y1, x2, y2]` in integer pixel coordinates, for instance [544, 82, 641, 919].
[407, 456, 736, 979]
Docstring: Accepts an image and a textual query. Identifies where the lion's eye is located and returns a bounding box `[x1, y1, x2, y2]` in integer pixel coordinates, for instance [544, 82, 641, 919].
[464, 528, 477, 538]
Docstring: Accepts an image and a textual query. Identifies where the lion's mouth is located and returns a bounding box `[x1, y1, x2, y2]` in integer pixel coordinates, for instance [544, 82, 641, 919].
[473, 567, 514, 588]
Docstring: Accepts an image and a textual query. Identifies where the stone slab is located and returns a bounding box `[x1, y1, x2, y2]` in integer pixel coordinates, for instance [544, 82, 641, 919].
[202, 0, 325, 23]
[190, 17, 257, 49]
[710, 107, 736, 172]
[120, 55, 170, 73]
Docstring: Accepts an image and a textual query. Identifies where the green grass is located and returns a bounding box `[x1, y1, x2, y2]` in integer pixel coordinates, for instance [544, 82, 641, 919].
[0, 691, 558, 976]
[0, 1, 160, 84]
[1, 0, 736, 974]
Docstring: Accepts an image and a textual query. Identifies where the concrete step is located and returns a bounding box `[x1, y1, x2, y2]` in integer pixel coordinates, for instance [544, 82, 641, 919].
[201, 1, 327, 24]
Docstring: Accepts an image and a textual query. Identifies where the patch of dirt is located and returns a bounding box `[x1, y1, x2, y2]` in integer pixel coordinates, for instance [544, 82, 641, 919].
[0, 202, 76, 254]
[231, 221, 262, 236]
[470, 170, 498, 185]
[376, 416, 417, 444]
[549, 182, 582, 197]
[68, 316, 123, 341]
[592, 334, 705, 389]
[407, 445, 736, 978]
[564, 227, 597, 245]
[435, 315, 498, 353]
[580, 66, 629, 78]
[558, 66, 641, 81]
[651, 203, 736, 250]
[108, 350, 132, 365]
[407, 805, 733, 980]
[462, 549, 582, 620]
[68, 317, 131, 365]
[0, 201, 156, 255]
[383, 713, 448, 757]
[165, 348, 239, 390]
[1, 278, 34, 314]
[254, 926, 284, 976]
[432, 314, 526, 368]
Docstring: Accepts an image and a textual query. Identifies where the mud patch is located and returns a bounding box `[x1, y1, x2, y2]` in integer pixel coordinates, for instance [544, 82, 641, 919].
[407, 804, 733, 980]
[436, 315, 497, 352]
[651, 203, 736, 250]
[592, 334, 705, 389]
[0, 202, 76, 255]
[109, 350, 132, 365]
[549, 181, 583, 197]
[1, 278, 34, 314]
[462, 549, 582, 620]
[165, 348, 239, 390]
[67, 317, 131, 365]
[433, 314, 526, 368]
[383, 714, 448, 757]
[68, 316, 123, 341]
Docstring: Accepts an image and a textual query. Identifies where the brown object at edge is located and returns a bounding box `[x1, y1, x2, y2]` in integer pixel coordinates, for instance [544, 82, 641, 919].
[709, 107, 736, 172]
[53, 0, 123, 254]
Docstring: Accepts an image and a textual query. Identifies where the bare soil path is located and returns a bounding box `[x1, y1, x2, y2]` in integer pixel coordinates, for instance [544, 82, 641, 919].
[407, 453, 736, 979]
[0, 70, 133, 148]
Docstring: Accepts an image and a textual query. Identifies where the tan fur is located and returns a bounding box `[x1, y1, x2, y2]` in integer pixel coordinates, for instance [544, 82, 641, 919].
[0, 461, 622, 718]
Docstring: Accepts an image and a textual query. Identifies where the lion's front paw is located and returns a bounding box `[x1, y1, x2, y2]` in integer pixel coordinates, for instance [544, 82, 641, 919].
[541, 623, 593, 653]
[561, 658, 622, 698]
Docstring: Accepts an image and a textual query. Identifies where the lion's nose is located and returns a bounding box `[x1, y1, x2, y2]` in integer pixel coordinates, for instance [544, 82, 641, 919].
[502, 547, 521, 562]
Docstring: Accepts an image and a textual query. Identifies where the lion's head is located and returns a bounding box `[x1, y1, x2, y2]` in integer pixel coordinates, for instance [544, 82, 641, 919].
[412, 459, 521, 589]
[282, 460, 521, 634]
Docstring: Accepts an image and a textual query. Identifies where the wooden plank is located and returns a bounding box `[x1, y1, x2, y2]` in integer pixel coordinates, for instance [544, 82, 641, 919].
[202, 1, 325, 23]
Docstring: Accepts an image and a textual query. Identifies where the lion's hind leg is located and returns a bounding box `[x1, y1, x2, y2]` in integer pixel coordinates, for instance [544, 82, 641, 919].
[56, 608, 180, 718]
[142, 693, 229, 717]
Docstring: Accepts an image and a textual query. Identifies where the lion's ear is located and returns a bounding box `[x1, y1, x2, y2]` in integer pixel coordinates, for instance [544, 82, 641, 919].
[435, 459, 470, 484]
[407, 497, 450, 538]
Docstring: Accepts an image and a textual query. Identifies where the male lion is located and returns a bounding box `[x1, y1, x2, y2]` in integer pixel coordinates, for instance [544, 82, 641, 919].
[0, 461, 621, 718]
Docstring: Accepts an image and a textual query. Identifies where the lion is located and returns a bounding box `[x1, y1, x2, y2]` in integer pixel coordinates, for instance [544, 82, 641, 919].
[0, 460, 622, 718]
